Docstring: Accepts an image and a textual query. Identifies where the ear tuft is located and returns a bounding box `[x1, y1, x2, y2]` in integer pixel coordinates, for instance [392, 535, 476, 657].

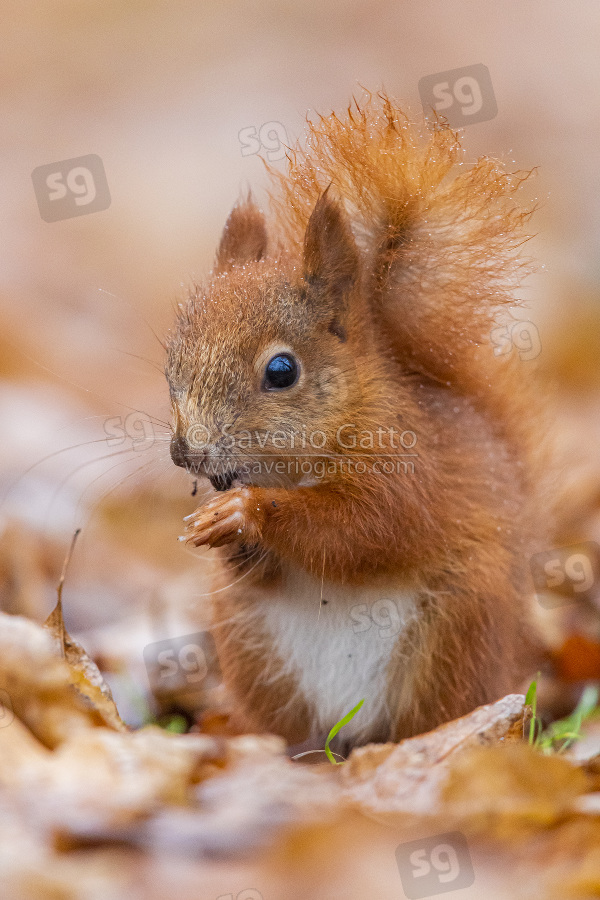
[215, 196, 268, 271]
[303, 187, 359, 306]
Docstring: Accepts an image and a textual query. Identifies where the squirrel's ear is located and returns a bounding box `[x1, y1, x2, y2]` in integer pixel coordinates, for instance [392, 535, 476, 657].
[303, 188, 359, 307]
[215, 196, 267, 271]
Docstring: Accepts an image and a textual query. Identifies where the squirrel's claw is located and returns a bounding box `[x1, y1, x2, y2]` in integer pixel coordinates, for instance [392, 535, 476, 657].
[183, 487, 263, 548]
[187, 510, 244, 547]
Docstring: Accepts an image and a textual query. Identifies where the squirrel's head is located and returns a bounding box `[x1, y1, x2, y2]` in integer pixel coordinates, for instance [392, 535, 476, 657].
[166, 191, 373, 490]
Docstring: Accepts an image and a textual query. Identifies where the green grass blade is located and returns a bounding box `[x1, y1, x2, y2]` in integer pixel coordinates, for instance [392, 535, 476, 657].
[325, 699, 365, 765]
[525, 675, 539, 745]
[538, 684, 600, 753]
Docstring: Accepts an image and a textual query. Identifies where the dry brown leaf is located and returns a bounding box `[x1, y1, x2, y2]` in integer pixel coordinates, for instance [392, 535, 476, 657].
[0, 703, 50, 785]
[340, 696, 600, 898]
[44, 596, 127, 733]
[342, 693, 528, 817]
[43, 528, 127, 733]
[0, 613, 121, 748]
[21, 727, 226, 840]
[46, 732, 339, 855]
[441, 741, 594, 837]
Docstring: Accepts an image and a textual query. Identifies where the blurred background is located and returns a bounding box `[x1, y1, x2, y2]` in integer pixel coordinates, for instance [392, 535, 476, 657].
[2, 0, 600, 725]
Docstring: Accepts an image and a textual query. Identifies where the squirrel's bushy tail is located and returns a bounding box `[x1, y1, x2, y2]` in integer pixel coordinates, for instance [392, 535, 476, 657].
[268, 91, 537, 388]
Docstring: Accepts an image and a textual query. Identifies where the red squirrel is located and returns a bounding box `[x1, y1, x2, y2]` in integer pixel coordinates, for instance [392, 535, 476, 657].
[166, 93, 545, 750]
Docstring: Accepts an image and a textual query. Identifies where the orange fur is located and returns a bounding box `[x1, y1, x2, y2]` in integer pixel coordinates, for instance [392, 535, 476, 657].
[165, 92, 547, 749]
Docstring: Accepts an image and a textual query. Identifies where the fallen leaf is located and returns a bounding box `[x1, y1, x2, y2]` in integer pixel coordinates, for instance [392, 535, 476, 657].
[45, 596, 127, 733]
[342, 693, 528, 816]
[0, 613, 119, 748]
[441, 741, 594, 837]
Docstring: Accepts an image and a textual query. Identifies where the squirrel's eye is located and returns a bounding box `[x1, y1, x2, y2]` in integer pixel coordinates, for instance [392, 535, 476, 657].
[263, 353, 299, 390]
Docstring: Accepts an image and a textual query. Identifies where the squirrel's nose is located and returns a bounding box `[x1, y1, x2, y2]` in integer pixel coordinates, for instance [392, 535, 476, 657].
[170, 435, 188, 468]
[170, 434, 203, 469]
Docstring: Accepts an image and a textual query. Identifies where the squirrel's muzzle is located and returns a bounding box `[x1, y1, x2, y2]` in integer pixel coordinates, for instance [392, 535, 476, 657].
[170, 434, 195, 469]
[170, 434, 237, 491]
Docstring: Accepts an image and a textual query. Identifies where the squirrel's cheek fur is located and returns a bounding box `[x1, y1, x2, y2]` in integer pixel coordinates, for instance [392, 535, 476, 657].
[165, 92, 546, 749]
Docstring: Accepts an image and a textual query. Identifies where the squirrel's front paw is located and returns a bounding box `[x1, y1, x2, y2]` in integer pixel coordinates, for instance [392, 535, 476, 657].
[183, 487, 265, 548]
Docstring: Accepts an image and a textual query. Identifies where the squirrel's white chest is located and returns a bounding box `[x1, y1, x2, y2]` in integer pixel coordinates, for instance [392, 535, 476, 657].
[256, 567, 417, 744]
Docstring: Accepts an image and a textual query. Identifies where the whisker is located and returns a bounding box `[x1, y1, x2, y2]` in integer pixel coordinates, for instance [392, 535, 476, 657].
[6, 343, 170, 425]
[54, 413, 171, 435]
[77, 456, 170, 527]
[318, 547, 326, 622]
[0, 437, 159, 511]
[72, 453, 169, 523]
[111, 349, 165, 376]
[40, 445, 162, 523]
[97, 287, 167, 352]
[114, 407, 171, 430]
[189, 547, 270, 596]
